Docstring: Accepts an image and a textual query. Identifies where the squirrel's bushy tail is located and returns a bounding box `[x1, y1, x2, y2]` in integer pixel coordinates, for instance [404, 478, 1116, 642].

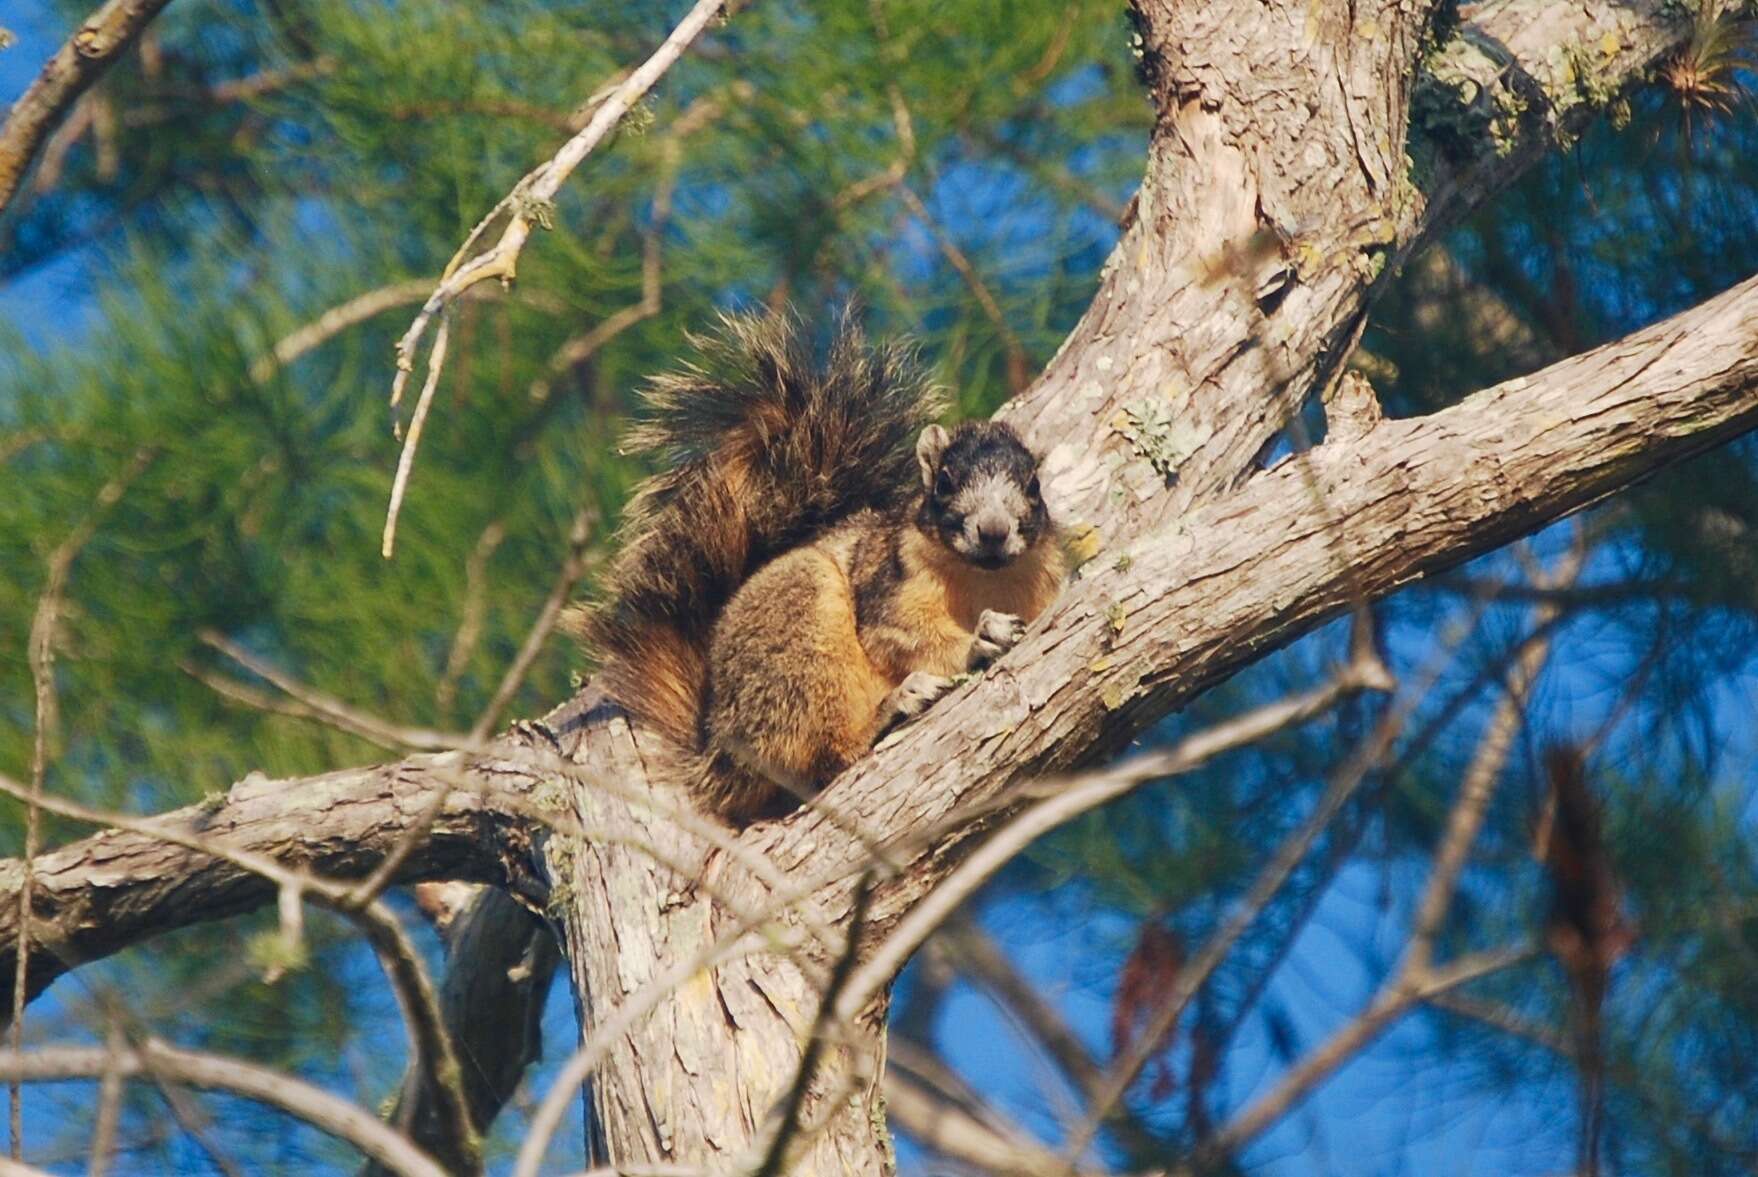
[576, 306, 943, 747]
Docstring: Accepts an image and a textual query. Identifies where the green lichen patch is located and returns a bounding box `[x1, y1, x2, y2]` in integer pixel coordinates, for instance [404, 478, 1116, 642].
[1114, 399, 1200, 483]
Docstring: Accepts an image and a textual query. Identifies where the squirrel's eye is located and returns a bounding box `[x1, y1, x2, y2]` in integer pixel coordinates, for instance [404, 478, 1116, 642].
[935, 471, 954, 498]
[1028, 475, 1041, 499]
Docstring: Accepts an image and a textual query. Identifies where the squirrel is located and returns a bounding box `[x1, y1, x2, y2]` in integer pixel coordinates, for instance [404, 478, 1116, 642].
[575, 307, 1066, 821]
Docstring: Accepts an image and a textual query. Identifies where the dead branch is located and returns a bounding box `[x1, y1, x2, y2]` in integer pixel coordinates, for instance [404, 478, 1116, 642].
[1405, 546, 1584, 975]
[525, 85, 737, 407]
[0, 0, 175, 213]
[380, 0, 737, 557]
[0, 1041, 447, 1177]
[1183, 945, 1535, 1173]
[896, 184, 1032, 395]
[249, 279, 570, 385]
[12, 446, 153, 1159]
[196, 628, 470, 751]
[468, 506, 597, 742]
[436, 520, 508, 711]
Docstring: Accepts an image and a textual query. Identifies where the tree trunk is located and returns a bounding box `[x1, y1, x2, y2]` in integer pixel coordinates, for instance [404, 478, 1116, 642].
[550, 710, 893, 1170]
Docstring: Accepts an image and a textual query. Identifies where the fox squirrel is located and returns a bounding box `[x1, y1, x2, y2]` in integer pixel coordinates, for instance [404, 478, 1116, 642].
[577, 308, 1066, 820]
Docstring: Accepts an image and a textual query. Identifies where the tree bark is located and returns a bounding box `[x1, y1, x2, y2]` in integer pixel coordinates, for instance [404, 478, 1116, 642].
[0, 754, 538, 1012]
[0, 0, 176, 213]
[1, 1, 1749, 1173]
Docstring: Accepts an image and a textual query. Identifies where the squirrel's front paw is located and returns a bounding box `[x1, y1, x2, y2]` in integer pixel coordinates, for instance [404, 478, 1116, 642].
[968, 610, 1026, 669]
[877, 671, 956, 736]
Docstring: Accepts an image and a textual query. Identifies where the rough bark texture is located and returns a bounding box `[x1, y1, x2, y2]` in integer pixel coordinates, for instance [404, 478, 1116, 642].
[1, 1, 1750, 1173]
[0, 754, 540, 1012]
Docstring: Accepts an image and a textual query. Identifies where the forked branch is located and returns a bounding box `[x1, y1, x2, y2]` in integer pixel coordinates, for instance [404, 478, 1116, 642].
[379, 0, 737, 558]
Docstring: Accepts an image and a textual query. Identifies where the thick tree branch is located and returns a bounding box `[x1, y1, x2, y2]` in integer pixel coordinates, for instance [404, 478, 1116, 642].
[770, 270, 1758, 929]
[1008, 0, 1721, 544]
[0, 0, 174, 214]
[0, 750, 542, 1013]
[1405, 0, 1736, 259]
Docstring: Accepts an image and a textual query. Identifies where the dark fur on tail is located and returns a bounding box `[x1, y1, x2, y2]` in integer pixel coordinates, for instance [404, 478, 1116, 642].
[576, 306, 944, 748]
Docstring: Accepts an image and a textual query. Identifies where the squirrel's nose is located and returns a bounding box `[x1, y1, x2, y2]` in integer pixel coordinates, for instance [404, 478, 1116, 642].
[976, 520, 1010, 549]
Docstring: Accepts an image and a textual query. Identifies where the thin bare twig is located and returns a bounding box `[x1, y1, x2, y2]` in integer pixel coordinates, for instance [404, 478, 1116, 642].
[896, 183, 1031, 395]
[0, 0, 175, 213]
[436, 520, 507, 710]
[944, 918, 1105, 1101]
[835, 652, 1391, 1032]
[12, 446, 153, 1160]
[382, 0, 737, 557]
[381, 309, 453, 558]
[0, 1042, 447, 1177]
[87, 1020, 124, 1177]
[525, 85, 737, 406]
[145, 1077, 246, 1177]
[1406, 544, 1585, 975]
[1056, 685, 1399, 1162]
[468, 506, 596, 742]
[939, 918, 1172, 1160]
[195, 629, 469, 751]
[249, 278, 569, 385]
[754, 874, 874, 1177]
[249, 279, 434, 384]
[886, 1063, 1107, 1177]
[1186, 946, 1534, 1172]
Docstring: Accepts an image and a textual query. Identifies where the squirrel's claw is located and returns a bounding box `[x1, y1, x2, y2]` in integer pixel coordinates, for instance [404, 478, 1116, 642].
[877, 671, 957, 737]
[968, 609, 1026, 670]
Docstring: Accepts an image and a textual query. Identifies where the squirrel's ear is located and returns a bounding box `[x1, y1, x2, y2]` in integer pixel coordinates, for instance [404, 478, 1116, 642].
[916, 425, 949, 491]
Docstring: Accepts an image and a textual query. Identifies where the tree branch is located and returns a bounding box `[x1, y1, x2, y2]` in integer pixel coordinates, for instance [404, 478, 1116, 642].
[884, 1064, 1114, 1177]
[0, 0, 174, 214]
[363, 887, 560, 1177]
[0, 750, 538, 1013]
[0, 1041, 447, 1177]
[1007, 0, 1721, 545]
[380, 0, 737, 558]
[1404, 0, 1731, 260]
[774, 269, 1758, 940]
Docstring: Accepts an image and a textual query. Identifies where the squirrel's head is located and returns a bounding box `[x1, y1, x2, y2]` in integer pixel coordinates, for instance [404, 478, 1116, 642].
[915, 421, 1051, 570]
